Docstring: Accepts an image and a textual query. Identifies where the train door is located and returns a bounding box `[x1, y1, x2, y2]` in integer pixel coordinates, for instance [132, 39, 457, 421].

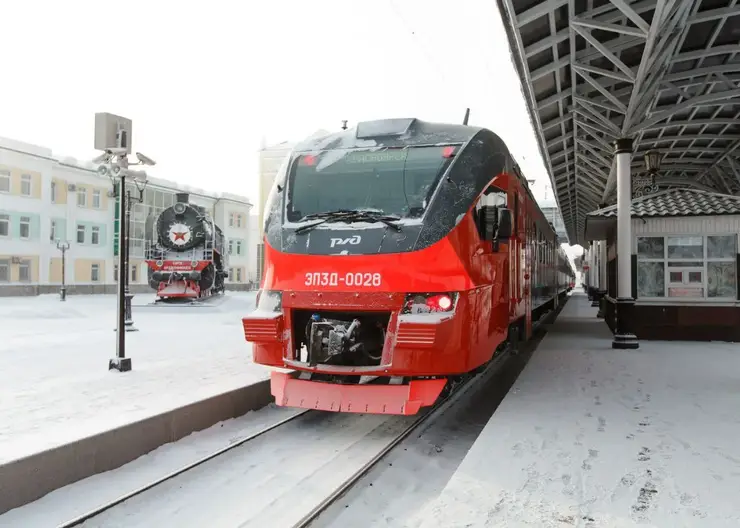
[473, 186, 508, 360]
[510, 188, 521, 322]
[524, 213, 533, 339]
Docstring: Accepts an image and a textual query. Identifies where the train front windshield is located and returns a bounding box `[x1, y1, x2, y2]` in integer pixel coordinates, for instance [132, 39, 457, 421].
[286, 145, 457, 222]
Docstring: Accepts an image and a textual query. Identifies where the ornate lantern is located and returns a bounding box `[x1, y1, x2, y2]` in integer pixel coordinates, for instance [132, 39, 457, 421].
[632, 150, 662, 198]
[644, 150, 662, 173]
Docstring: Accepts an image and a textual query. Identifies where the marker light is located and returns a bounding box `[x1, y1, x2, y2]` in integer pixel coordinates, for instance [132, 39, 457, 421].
[427, 294, 453, 311]
[442, 146, 456, 158]
[256, 290, 283, 312]
[402, 292, 457, 314]
[302, 154, 317, 166]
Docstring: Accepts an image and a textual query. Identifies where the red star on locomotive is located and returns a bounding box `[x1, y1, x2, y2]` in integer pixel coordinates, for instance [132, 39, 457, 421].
[243, 117, 575, 415]
[172, 231, 187, 241]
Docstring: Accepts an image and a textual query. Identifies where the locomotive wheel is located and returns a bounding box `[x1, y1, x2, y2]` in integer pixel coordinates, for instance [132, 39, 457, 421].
[199, 263, 215, 291]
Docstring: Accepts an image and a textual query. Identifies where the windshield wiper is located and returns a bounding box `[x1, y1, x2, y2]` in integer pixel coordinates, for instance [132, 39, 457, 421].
[294, 209, 402, 234]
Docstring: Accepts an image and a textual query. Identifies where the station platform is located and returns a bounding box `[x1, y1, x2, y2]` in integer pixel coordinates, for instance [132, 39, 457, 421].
[408, 292, 740, 527]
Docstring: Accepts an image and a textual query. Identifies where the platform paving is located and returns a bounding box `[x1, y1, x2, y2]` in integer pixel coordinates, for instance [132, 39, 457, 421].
[407, 292, 740, 527]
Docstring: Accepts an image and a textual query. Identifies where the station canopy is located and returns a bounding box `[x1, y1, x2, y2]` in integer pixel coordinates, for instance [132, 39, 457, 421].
[496, 0, 740, 244]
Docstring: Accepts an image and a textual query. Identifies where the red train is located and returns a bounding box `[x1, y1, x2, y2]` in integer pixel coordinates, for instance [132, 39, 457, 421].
[243, 118, 575, 415]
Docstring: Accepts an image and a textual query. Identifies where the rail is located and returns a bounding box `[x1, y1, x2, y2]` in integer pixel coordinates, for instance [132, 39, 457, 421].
[56, 409, 310, 528]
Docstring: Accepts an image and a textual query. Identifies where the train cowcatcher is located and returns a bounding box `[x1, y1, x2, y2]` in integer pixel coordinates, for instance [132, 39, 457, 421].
[242, 117, 575, 415]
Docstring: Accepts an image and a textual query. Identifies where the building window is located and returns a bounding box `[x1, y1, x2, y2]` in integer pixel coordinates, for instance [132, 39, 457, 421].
[113, 263, 118, 282]
[91, 226, 100, 245]
[229, 214, 234, 227]
[0, 170, 9, 193]
[235, 267, 242, 282]
[236, 214, 242, 228]
[91, 263, 100, 282]
[19, 216, 31, 239]
[92, 189, 101, 209]
[77, 224, 85, 244]
[131, 264, 138, 283]
[50, 220, 57, 242]
[636, 234, 737, 299]
[20, 174, 32, 196]
[77, 188, 87, 207]
[18, 259, 31, 282]
[707, 235, 736, 298]
[228, 240, 234, 255]
[0, 259, 8, 282]
[236, 240, 243, 255]
[51, 181, 57, 203]
[0, 214, 9, 237]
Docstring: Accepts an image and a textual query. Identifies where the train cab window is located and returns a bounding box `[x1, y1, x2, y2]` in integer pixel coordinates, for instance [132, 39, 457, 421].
[286, 145, 456, 221]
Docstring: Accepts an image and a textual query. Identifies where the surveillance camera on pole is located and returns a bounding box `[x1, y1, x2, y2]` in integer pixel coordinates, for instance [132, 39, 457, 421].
[136, 152, 156, 166]
[93, 112, 154, 373]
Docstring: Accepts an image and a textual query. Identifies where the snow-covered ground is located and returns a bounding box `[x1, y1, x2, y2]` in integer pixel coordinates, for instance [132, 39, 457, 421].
[0, 404, 301, 527]
[0, 291, 267, 464]
[408, 293, 740, 527]
[0, 402, 417, 528]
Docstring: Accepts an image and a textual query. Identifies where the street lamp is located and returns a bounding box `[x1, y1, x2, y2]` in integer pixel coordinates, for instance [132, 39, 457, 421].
[121, 177, 148, 331]
[56, 240, 70, 301]
[93, 112, 156, 373]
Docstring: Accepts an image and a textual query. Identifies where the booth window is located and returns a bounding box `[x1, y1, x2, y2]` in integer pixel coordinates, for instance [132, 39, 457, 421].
[636, 234, 737, 299]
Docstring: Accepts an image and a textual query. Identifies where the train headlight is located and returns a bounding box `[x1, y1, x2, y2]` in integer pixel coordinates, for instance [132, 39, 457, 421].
[431, 294, 453, 311]
[173, 203, 186, 215]
[401, 292, 457, 315]
[256, 290, 282, 312]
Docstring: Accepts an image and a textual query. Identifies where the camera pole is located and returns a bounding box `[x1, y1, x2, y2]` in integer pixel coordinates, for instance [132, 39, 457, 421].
[93, 112, 155, 373]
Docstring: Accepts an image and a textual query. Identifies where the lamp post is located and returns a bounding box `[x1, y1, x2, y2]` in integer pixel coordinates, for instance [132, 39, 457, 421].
[122, 179, 147, 330]
[56, 240, 70, 301]
[93, 112, 155, 373]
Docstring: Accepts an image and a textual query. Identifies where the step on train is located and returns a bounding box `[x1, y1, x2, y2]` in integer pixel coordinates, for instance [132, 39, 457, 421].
[145, 192, 228, 302]
[242, 117, 575, 415]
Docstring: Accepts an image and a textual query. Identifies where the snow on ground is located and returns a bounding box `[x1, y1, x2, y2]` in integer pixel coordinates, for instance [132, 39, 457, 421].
[408, 293, 740, 528]
[0, 404, 302, 528]
[0, 291, 267, 464]
[1, 403, 417, 528]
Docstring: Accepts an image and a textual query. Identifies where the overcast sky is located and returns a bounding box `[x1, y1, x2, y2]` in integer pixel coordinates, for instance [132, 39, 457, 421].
[1, 0, 580, 254]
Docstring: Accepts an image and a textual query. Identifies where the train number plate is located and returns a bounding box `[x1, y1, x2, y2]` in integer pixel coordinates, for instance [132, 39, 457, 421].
[304, 272, 382, 288]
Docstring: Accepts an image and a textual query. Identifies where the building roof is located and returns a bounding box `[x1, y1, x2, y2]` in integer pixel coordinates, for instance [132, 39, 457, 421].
[2, 135, 251, 206]
[494, 0, 740, 244]
[587, 188, 740, 219]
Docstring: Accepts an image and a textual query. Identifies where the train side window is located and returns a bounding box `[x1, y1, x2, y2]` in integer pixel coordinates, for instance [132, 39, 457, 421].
[473, 186, 506, 241]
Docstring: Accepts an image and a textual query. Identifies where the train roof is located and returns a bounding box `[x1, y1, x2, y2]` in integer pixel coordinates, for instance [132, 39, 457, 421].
[292, 118, 486, 152]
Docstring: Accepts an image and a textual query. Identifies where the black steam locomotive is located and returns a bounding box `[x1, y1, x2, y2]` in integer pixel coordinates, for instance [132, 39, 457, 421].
[145, 192, 228, 301]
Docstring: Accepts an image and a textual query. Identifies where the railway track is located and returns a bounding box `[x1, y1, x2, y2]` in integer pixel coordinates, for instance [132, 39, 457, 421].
[290, 347, 512, 528]
[54, 359, 503, 528]
[306, 303, 565, 527]
[55, 409, 311, 528]
[55, 303, 563, 528]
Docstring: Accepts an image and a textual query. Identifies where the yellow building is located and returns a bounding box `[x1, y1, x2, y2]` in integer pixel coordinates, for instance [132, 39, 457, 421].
[0, 135, 252, 296]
